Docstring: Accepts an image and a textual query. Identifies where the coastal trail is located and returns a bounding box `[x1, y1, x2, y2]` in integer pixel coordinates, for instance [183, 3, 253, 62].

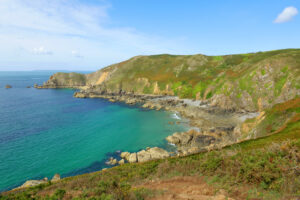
[136, 176, 242, 200]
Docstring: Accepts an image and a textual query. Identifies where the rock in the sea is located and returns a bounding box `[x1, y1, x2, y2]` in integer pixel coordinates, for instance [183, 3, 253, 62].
[125, 99, 137, 105]
[128, 153, 137, 163]
[73, 92, 87, 98]
[106, 157, 118, 165]
[51, 174, 61, 182]
[137, 150, 152, 162]
[109, 98, 116, 102]
[5, 85, 12, 89]
[26, 86, 31, 88]
[120, 152, 130, 160]
[147, 147, 169, 159]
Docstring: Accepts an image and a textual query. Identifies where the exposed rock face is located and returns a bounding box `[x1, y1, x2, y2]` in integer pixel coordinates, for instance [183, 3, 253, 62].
[147, 147, 169, 160]
[128, 153, 137, 163]
[137, 150, 152, 163]
[166, 132, 192, 145]
[166, 129, 233, 156]
[118, 159, 125, 165]
[39, 49, 300, 113]
[106, 157, 118, 165]
[5, 85, 12, 89]
[51, 174, 61, 182]
[18, 177, 48, 189]
[120, 152, 130, 160]
[123, 147, 170, 163]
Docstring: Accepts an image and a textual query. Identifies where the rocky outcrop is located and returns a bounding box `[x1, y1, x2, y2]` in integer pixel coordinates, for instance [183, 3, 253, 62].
[122, 147, 170, 163]
[106, 157, 118, 165]
[19, 179, 48, 189]
[166, 129, 235, 156]
[16, 174, 61, 190]
[128, 153, 137, 163]
[51, 174, 61, 182]
[5, 85, 12, 89]
[147, 147, 170, 160]
[137, 150, 152, 163]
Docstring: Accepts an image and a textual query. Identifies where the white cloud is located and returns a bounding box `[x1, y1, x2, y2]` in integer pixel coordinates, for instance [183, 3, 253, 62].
[0, 0, 188, 70]
[274, 6, 298, 23]
[32, 46, 53, 55]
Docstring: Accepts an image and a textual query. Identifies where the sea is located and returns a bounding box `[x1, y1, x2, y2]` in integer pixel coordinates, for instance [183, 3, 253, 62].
[0, 71, 188, 192]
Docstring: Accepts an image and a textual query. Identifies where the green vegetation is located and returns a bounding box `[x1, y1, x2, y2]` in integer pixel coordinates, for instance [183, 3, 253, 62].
[8, 49, 300, 199]
[48, 49, 300, 111]
[2, 99, 299, 200]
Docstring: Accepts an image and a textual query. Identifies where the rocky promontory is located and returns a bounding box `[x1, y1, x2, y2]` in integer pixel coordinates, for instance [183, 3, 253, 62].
[118, 147, 170, 163]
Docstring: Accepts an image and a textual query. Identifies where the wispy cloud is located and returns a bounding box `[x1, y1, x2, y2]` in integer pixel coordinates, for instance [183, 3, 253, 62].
[32, 46, 53, 55]
[0, 0, 186, 70]
[274, 6, 298, 23]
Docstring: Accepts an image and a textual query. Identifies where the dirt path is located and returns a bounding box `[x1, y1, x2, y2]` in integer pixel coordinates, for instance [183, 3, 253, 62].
[138, 176, 237, 200]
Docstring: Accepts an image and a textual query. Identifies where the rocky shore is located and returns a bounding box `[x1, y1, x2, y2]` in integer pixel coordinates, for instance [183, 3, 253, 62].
[13, 174, 61, 191]
[70, 88, 259, 163]
[33, 84, 259, 169]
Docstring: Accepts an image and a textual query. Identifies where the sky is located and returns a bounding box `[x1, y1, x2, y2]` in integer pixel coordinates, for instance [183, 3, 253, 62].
[0, 0, 299, 71]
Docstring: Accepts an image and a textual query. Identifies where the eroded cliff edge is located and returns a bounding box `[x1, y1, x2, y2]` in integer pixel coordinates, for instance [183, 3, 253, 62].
[36, 49, 300, 155]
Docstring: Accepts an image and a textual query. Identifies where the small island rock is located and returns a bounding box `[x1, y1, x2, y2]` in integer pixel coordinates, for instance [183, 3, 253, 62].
[5, 85, 12, 89]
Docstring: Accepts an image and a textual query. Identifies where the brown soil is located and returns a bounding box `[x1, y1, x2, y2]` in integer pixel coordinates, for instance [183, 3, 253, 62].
[137, 176, 240, 200]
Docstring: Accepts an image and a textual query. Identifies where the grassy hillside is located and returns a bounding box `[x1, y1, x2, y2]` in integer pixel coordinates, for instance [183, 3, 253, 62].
[44, 49, 300, 112]
[2, 98, 299, 200]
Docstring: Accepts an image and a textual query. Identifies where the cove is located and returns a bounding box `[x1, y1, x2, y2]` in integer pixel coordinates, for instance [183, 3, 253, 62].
[0, 71, 188, 191]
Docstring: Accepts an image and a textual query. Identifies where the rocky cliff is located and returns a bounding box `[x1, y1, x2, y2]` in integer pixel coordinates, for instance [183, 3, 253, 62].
[40, 49, 300, 112]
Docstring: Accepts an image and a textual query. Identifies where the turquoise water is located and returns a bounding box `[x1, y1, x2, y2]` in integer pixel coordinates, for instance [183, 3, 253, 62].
[0, 71, 187, 192]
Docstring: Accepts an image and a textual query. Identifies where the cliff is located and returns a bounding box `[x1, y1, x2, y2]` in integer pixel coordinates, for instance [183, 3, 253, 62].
[41, 49, 300, 112]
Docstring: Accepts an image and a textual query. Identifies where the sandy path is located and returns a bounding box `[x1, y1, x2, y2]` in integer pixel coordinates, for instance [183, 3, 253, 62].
[138, 176, 236, 200]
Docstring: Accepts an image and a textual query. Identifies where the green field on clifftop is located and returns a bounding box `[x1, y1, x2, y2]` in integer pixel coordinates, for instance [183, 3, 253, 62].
[46, 49, 300, 112]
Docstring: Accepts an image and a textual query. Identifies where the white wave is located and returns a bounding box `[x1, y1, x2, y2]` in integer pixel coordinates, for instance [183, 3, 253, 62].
[168, 143, 176, 146]
[171, 113, 181, 120]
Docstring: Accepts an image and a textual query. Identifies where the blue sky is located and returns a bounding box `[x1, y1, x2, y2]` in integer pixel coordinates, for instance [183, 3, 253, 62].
[0, 0, 299, 71]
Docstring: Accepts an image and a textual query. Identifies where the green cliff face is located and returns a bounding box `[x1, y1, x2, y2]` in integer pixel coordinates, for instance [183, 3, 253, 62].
[44, 49, 300, 111]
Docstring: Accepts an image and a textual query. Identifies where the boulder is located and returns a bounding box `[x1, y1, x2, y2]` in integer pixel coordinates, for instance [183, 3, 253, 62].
[128, 153, 137, 163]
[166, 132, 192, 145]
[73, 92, 87, 98]
[5, 85, 12, 89]
[118, 159, 125, 165]
[106, 157, 117, 165]
[125, 99, 137, 105]
[51, 174, 61, 182]
[166, 135, 180, 144]
[174, 132, 192, 145]
[137, 150, 152, 162]
[120, 152, 130, 160]
[147, 147, 169, 159]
